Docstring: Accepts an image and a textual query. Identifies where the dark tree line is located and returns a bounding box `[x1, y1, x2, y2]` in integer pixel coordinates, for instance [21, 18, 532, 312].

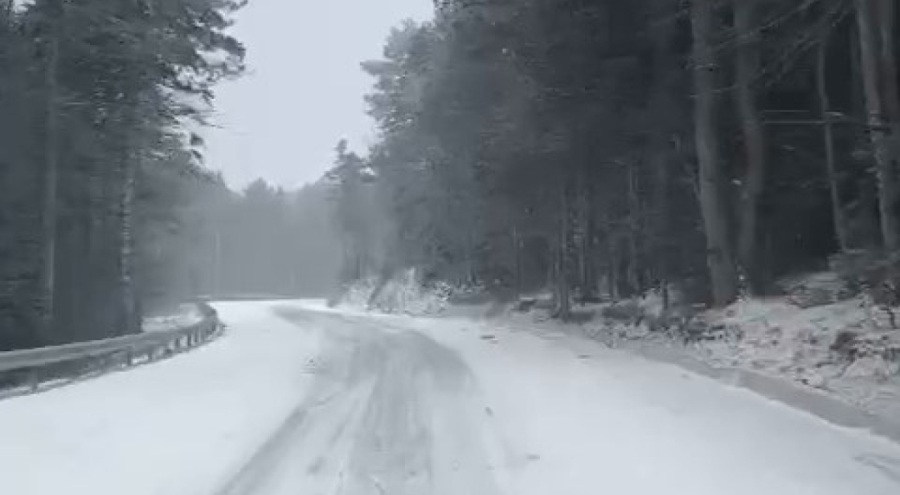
[329, 0, 900, 317]
[0, 0, 245, 350]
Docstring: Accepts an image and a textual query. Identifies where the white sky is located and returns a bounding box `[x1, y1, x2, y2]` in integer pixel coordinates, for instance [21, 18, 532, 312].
[205, 0, 434, 190]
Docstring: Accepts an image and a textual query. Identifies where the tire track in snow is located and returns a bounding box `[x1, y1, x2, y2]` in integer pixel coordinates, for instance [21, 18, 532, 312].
[217, 307, 503, 495]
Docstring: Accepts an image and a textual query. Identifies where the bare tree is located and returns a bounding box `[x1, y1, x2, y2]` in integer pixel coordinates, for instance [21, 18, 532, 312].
[38, 2, 63, 343]
[816, 28, 851, 252]
[733, 0, 768, 292]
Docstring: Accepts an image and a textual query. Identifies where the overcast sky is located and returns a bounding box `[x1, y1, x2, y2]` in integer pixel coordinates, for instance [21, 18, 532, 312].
[205, 0, 434, 190]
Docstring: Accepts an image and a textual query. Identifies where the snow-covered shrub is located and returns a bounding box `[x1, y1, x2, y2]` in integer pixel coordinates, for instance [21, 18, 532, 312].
[831, 330, 900, 380]
[334, 268, 457, 316]
[831, 250, 900, 307]
[331, 276, 378, 309]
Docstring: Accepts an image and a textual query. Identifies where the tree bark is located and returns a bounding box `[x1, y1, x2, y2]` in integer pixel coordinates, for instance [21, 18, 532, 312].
[817, 31, 851, 252]
[733, 0, 768, 293]
[114, 98, 145, 336]
[876, 0, 900, 250]
[855, 0, 900, 253]
[117, 145, 139, 335]
[877, 0, 900, 123]
[692, 0, 739, 306]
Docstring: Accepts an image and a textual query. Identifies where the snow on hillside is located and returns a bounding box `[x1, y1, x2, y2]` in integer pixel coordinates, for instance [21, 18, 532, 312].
[536, 273, 900, 423]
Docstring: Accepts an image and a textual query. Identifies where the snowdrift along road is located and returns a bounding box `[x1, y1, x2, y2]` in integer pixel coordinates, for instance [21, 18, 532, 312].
[1, 300, 900, 494]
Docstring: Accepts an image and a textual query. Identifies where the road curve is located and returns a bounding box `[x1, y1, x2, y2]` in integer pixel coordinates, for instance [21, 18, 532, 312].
[216, 308, 501, 495]
[214, 304, 900, 495]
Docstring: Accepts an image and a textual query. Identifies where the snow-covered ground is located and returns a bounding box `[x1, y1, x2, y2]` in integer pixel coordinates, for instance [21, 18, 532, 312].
[142, 303, 205, 332]
[0, 301, 324, 495]
[2, 299, 900, 494]
[535, 274, 900, 425]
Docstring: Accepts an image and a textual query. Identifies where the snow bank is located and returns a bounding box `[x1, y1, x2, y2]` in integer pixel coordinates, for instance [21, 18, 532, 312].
[0, 301, 324, 495]
[526, 273, 900, 426]
[412, 313, 900, 495]
[142, 303, 205, 332]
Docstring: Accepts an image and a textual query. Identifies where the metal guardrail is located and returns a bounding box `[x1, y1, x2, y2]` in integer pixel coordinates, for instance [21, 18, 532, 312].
[0, 303, 222, 394]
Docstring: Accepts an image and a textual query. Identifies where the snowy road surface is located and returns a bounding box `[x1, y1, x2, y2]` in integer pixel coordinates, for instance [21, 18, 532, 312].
[2, 301, 900, 494]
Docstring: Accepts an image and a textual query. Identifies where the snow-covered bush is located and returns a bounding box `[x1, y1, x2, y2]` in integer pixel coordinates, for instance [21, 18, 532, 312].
[333, 268, 458, 316]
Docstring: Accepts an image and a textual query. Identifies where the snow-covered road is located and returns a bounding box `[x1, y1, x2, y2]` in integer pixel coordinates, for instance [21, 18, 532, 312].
[2, 300, 900, 494]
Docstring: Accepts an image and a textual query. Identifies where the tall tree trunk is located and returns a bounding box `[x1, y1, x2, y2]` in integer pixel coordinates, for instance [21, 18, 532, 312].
[817, 31, 851, 252]
[606, 234, 620, 301]
[734, 0, 768, 293]
[85, 165, 105, 337]
[648, 0, 679, 306]
[38, 27, 61, 344]
[653, 147, 671, 307]
[117, 147, 139, 335]
[555, 180, 571, 319]
[877, 0, 900, 122]
[626, 162, 641, 295]
[577, 162, 597, 301]
[512, 225, 522, 297]
[115, 98, 145, 336]
[602, 207, 620, 301]
[876, 0, 900, 249]
[855, 0, 900, 253]
[692, 0, 738, 306]
[581, 204, 597, 300]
